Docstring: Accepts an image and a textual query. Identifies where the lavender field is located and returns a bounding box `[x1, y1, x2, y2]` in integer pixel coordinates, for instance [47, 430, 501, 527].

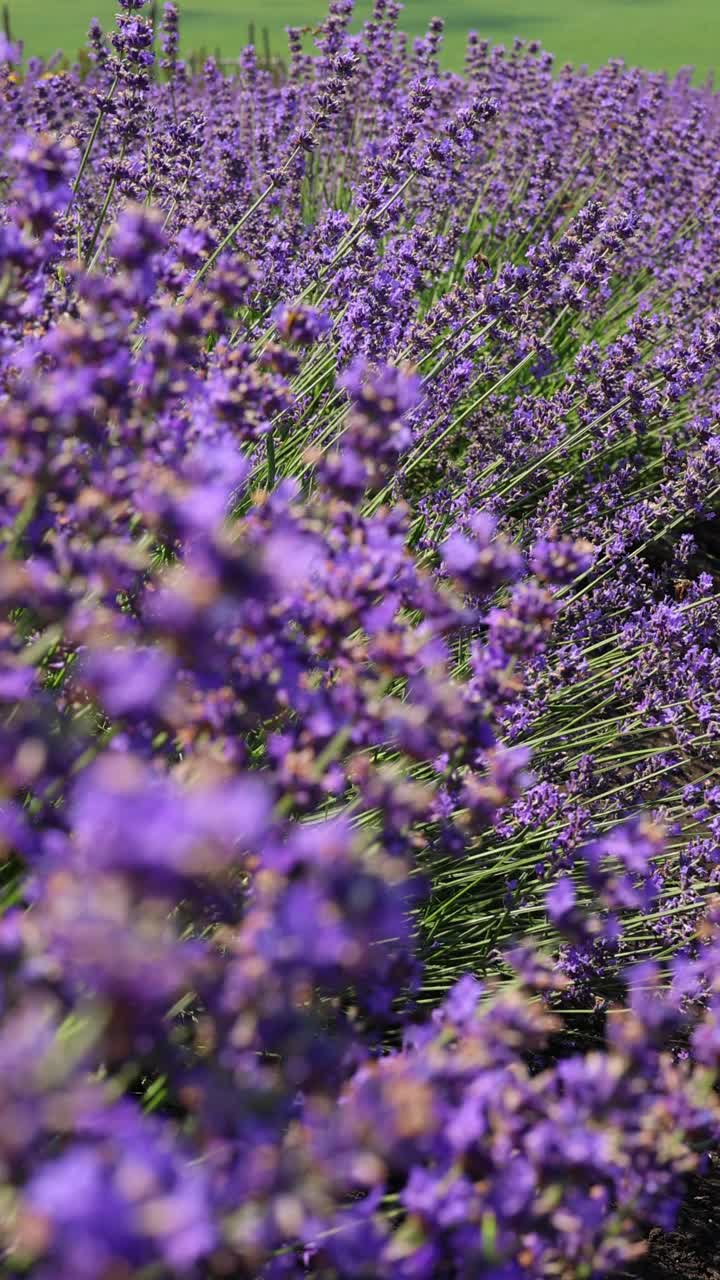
[12, 0, 720, 78]
[1, 2, 720, 1276]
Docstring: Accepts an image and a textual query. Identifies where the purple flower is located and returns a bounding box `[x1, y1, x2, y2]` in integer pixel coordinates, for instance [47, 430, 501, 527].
[584, 816, 666, 879]
[273, 302, 332, 346]
[0, 32, 22, 64]
[441, 513, 524, 595]
[545, 876, 600, 945]
[340, 358, 422, 424]
[441, 973, 483, 1026]
[22, 1111, 215, 1276]
[82, 646, 176, 717]
[3, 12, 720, 1277]
[9, 134, 75, 235]
[530, 534, 596, 585]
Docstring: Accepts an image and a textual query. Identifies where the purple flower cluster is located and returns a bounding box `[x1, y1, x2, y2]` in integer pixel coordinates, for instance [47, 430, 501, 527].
[2, 1, 720, 1275]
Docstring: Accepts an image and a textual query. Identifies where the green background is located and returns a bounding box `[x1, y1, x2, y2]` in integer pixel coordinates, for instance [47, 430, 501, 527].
[7, 0, 720, 79]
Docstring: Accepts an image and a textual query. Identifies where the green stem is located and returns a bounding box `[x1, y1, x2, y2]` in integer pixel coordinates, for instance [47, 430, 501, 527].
[192, 149, 302, 287]
[265, 429, 277, 488]
[83, 142, 126, 267]
[70, 75, 119, 203]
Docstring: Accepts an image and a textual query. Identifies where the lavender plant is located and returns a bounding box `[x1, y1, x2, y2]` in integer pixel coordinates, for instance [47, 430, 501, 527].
[1, 2, 720, 1275]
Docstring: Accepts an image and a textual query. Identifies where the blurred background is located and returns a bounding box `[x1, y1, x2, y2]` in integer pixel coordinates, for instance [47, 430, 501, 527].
[7, 0, 720, 79]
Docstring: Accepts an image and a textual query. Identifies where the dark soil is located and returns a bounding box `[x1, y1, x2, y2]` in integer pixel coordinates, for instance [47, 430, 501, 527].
[624, 1171, 720, 1280]
[633, 1231, 720, 1280]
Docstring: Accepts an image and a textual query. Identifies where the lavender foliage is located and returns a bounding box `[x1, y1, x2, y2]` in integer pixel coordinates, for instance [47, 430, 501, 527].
[1, 2, 720, 1275]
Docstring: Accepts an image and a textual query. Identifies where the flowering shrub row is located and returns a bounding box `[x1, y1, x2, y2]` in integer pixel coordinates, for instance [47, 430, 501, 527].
[1, 1, 720, 1275]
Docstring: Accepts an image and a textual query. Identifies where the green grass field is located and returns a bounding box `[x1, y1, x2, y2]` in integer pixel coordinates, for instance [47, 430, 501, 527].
[8, 0, 720, 79]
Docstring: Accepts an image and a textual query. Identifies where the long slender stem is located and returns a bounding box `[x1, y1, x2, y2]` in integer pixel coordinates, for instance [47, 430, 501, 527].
[265, 429, 277, 488]
[192, 144, 302, 288]
[70, 75, 119, 204]
[83, 142, 126, 266]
